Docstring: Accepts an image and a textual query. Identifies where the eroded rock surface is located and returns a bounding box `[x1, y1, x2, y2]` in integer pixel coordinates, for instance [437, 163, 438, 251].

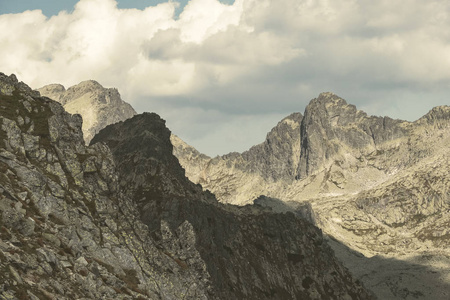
[172, 113, 303, 204]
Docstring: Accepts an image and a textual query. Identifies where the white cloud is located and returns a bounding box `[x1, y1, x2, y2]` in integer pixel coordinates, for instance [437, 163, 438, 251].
[1, 0, 450, 155]
[178, 0, 245, 43]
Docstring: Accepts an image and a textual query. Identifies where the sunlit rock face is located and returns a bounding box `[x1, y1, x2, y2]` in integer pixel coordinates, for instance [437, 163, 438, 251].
[38, 80, 136, 144]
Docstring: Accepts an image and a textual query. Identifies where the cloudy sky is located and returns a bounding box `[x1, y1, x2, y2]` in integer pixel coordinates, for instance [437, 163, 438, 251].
[1, 0, 449, 156]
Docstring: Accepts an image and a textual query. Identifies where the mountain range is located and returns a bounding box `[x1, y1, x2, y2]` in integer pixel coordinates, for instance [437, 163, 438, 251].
[1, 73, 448, 299]
[41, 79, 450, 299]
[173, 92, 450, 299]
[35, 78, 450, 299]
[174, 92, 450, 299]
[0, 74, 374, 299]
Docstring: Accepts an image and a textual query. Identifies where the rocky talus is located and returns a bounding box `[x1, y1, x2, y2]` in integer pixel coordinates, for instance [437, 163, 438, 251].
[0, 72, 373, 299]
[38, 80, 136, 144]
[174, 92, 450, 299]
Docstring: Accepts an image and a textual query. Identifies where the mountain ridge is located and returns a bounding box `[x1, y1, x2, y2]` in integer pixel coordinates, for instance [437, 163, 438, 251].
[0, 73, 373, 299]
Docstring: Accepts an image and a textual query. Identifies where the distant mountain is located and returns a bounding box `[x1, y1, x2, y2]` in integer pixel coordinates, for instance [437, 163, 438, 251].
[37, 80, 136, 144]
[0, 73, 373, 299]
[172, 112, 304, 205]
[174, 92, 450, 299]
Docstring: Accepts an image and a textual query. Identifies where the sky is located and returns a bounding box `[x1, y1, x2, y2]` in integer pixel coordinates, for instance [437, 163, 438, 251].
[0, 0, 449, 156]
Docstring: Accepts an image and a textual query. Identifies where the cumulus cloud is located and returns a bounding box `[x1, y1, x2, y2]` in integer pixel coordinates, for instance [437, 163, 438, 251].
[1, 0, 449, 155]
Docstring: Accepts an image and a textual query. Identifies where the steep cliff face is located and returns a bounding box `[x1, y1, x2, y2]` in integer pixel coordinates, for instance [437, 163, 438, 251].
[91, 113, 373, 300]
[0, 73, 373, 299]
[37, 80, 136, 144]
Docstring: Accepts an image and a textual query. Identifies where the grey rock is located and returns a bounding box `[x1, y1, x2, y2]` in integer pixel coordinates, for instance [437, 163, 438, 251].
[18, 217, 35, 236]
[9, 265, 23, 285]
[37, 80, 136, 144]
[75, 256, 89, 268]
[3, 72, 373, 300]
[297, 92, 408, 179]
[42, 233, 61, 247]
[172, 112, 304, 204]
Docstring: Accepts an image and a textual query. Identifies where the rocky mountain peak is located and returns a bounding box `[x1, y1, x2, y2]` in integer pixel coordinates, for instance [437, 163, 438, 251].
[1, 72, 374, 299]
[0, 73, 40, 98]
[172, 90, 450, 299]
[303, 92, 367, 127]
[71, 79, 102, 89]
[241, 111, 303, 180]
[36, 83, 66, 102]
[297, 93, 407, 179]
[316, 91, 347, 103]
[62, 80, 106, 102]
[37, 80, 136, 144]
[417, 105, 450, 128]
[91, 112, 185, 181]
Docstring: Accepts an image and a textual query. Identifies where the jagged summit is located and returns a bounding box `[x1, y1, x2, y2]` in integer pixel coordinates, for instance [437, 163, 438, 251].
[91, 112, 195, 201]
[37, 79, 136, 144]
[298, 93, 408, 179]
[174, 92, 417, 203]
[314, 91, 348, 103]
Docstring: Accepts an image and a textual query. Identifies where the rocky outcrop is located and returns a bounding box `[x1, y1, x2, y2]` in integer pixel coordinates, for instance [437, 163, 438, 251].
[0, 73, 373, 299]
[92, 112, 373, 300]
[37, 80, 136, 144]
